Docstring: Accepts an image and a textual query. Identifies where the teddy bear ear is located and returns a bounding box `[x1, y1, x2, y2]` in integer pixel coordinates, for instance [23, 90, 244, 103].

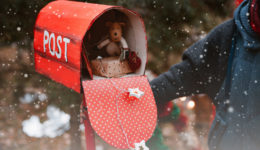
[105, 21, 113, 27]
[119, 22, 126, 27]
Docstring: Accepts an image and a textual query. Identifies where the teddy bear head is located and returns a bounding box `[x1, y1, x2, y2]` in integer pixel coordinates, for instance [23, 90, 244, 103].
[106, 22, 125, 42]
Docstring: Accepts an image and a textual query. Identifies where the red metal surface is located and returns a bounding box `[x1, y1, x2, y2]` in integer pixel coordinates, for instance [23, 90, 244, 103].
[35, 52, 81, 91]
[34, 1, 113, 93]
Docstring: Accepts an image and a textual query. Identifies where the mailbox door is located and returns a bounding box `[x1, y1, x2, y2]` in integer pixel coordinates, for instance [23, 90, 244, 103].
[82, 76, 157, 149]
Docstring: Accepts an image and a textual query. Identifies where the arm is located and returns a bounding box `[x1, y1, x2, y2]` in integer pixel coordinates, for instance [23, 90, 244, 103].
[97, 38, 110, 49]
[150, 19, 235, 106]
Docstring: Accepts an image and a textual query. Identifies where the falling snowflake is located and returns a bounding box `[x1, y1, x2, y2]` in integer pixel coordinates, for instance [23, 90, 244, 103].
[243, 91, 248, 96]
[228, 106, 234, 113]
[24, 73, 28, 78]
[17, 27, 21, 32]
[38, 93, 47, 101]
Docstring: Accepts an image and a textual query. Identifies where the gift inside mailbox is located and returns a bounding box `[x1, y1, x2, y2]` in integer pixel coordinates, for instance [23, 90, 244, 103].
[34, 1, 157, 149]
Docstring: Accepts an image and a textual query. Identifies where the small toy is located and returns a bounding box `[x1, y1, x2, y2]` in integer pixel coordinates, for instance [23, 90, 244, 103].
[91, 20, 142, 78]
[128, 51, 141, 72]
[92, 21, 142, 77]
[97, 21, 128, 60]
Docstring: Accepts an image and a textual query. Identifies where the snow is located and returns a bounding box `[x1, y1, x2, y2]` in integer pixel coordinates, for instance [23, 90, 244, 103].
[42, 106, 70, 138]
[19, 93, 35, 104]
[22, 116, 44, 138]
[243, 90, 248, 96]
[19, 92, 47, 104]
[228, 106, 234, 113]
[24, 73, 28, 78]
[38, 93, 47, 101]
[79, 124, 85, 131]
[22, 105, 70, 138]
[17, 27, 21, 32]
[34, 104, 40, 109]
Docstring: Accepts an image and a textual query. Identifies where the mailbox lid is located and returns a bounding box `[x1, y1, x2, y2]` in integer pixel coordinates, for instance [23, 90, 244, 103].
[82, 76, 157, 149]
[34, 1, 115, 93]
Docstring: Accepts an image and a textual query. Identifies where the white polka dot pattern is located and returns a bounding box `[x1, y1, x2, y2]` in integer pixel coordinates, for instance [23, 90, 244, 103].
[82, 76, 157, 149]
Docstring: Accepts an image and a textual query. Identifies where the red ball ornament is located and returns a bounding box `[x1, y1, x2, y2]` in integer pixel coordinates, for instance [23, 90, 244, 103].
[158, 102, 174, 118]
[173, 113, 188, 132]
[128, 51, 141, 71]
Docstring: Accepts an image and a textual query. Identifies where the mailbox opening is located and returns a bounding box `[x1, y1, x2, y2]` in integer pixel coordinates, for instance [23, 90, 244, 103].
[82, 8, 147, 80]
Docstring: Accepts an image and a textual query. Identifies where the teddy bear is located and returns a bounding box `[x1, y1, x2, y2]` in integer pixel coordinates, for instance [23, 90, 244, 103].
[97, 21, 128, 60]
[90, 21, 142, 78]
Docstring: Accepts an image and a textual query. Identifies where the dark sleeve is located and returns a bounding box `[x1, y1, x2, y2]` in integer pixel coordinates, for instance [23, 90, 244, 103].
[150, 19, 235, 106]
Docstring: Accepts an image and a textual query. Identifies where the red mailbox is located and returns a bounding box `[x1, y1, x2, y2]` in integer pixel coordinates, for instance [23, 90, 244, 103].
[34, 1, 157, 149]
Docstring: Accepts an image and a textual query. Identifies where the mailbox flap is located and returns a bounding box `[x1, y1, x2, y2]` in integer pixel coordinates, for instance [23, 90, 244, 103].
[82, 76, 157, 149]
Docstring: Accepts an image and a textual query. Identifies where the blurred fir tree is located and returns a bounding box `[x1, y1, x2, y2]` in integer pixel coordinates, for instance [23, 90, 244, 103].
[0, 0, 49, 47]
[0, 0, 234, 72]
[0, 0, 234, 123]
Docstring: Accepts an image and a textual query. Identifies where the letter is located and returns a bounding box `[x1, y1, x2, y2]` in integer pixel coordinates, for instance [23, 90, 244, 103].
[56, 35, 62, 59]
[63, 37, 70, 62]
[43, 30, 49, 52]
[49, 33, 55, 56]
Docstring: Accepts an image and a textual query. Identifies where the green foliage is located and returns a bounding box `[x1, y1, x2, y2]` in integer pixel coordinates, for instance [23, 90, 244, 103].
[0, 0, 83, 47]
[1, 0, 48, 46]
[0, 0, 233, 72]
[147, 125, 169, 150]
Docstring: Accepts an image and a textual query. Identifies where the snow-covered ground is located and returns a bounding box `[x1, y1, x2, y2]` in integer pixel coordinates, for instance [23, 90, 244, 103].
[19, 92, 47, 104]
[22, 105, 70, 138]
